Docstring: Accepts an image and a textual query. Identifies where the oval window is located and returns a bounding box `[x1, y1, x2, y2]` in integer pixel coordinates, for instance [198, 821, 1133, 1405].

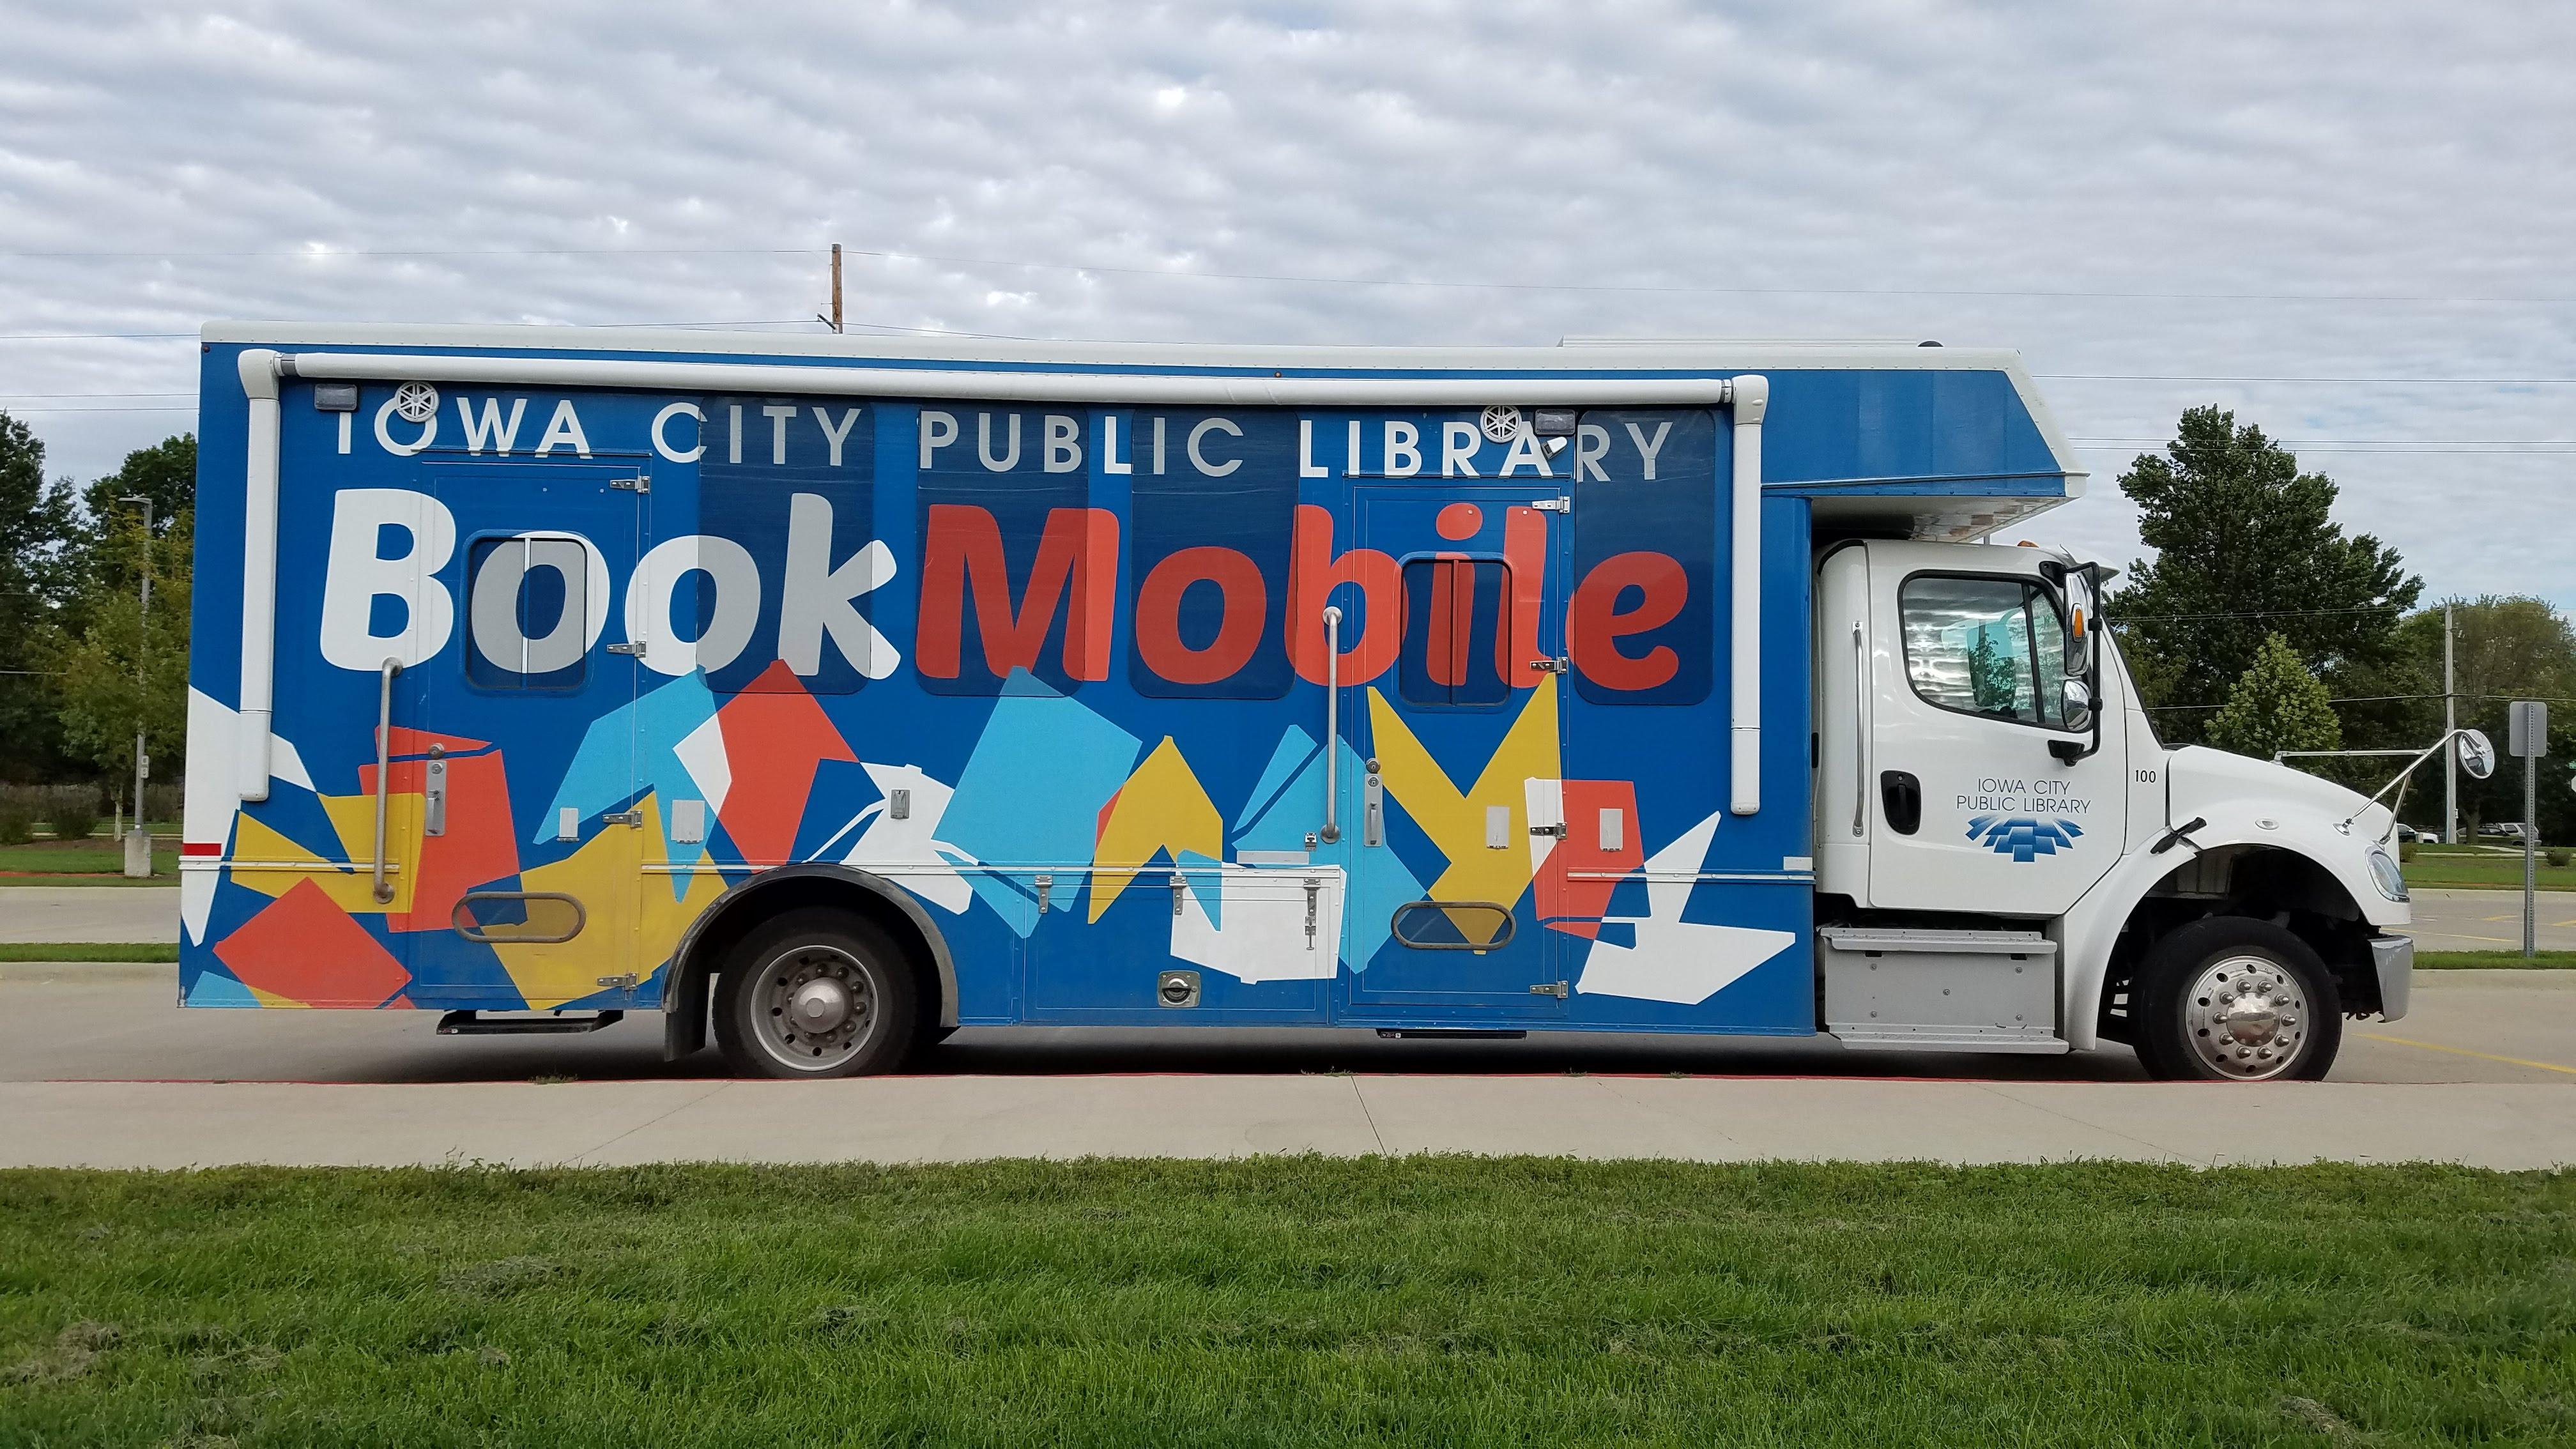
[1389, 900, 1517, 951]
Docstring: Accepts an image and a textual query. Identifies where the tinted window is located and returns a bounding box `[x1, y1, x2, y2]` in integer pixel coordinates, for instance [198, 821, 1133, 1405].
[1399, 556, 1513, 706]
[465, 534, 590, 690]
[1571, 408, 1715, 705]
[1127, 411, 1296, 698]
[1900, 574, 2073, 726]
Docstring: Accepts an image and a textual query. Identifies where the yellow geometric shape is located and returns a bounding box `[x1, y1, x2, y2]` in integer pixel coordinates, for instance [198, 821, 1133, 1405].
[491, 793, 722, 1010]
[227, 796, 420, 915]
[1088, 737, 1225, 922]
[1367, 677, 1561, 944]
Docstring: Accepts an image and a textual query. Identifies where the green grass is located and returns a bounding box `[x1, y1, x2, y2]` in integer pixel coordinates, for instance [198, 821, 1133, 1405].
[0, 840, 178, 882]
[2419, 949, 2576, 969]
[0, 943, 176, 963]
[2404, 849, 2576, 891]
[1, 1160, 2570, 1446]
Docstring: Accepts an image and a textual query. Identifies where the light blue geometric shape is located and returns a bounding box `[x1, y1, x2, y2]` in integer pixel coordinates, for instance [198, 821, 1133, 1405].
[185, 966, 261, 1008]
[940, 671, 1142, 938]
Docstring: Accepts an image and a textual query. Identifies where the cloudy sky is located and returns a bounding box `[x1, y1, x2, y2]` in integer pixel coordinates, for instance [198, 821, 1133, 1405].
[3, 1, 2569, 608]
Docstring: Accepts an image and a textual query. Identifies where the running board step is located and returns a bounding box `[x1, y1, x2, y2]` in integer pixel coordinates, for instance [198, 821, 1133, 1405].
[1375, 1029, 1529, 1039]
[438, 1010, 625, 1036]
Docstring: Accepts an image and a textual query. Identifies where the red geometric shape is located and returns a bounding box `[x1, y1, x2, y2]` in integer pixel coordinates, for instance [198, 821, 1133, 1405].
[713, 661, 857, 864]
[383, 726, 489, 758]
[360, 749, 521, 933]
[1538, 780, 1645, 939]
[213, 877, 411, 1007]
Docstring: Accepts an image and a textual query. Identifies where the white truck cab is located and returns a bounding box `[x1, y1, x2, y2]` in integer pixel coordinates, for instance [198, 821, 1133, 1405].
[1814, 539, 2413, 1080]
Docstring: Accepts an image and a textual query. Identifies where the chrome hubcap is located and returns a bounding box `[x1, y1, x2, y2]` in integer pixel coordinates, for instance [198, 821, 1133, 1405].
[2182, 954, 2308, 1080]
[756, 945, 875, 1070]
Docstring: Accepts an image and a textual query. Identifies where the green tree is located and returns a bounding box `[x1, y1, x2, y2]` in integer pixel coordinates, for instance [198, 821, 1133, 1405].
[2206, 633, 2343, 760]
[1966, 628, 2018, 714]
[2110, 406, 2419, 744]
[0, 411, 80, 781]
[46, 436, 196, 790]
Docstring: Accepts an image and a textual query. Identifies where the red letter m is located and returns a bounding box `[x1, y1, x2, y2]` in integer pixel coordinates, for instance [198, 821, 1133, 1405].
[917, 504, 1119, 682]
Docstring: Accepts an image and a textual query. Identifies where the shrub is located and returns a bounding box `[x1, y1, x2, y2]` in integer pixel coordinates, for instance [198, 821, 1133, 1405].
[2550, 848, 2570, 869]
[0, 798, 34, 846]
[46, 792, 102, 843]
[2399, 841, 2418, 863]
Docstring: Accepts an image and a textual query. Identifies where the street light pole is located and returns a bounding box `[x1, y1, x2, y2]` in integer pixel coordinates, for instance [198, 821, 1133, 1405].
[2443, 604, 2457, 845]
[119, 494, 152, 878]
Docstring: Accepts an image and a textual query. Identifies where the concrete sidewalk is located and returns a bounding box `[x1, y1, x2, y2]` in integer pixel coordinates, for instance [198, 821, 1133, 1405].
[3, 1075, 2569, 1170]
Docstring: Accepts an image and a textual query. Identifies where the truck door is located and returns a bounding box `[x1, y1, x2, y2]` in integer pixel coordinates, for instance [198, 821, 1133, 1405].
[1862, 548, 2124, 915]
[395, 456, 645, 1013]
[1345, 481, 1570, 1015]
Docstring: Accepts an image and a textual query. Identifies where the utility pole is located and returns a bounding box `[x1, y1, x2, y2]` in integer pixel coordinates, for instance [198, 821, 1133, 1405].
[2443, 603, 2457, 844]
[119, 494, 153, 878]
[2509, 700, 2548, 960]
[825, 243, 844, 334]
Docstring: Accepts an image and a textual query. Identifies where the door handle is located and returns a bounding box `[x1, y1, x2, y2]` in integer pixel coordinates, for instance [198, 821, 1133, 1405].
[371, 656, 402, 903]
[1880, 770, 1922, 836]
[1320, 604, 1343, 844]
[423, 746, 447, 837]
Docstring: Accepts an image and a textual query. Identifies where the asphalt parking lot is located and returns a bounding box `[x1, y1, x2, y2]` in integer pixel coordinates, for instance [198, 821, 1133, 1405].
[4, 886, 2570, 1170]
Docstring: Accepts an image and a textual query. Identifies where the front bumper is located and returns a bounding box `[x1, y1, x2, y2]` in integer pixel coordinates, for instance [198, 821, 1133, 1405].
[2370, 933, 2414, 1022]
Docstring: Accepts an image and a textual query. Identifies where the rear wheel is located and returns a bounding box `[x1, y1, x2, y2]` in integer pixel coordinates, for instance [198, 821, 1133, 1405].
[712, 908, 919, 1078]
[2132, 917, 2341, 1082]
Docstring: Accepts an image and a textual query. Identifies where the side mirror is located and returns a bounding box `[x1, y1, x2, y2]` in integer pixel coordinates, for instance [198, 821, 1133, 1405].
[2062, 574, 2096, 675]
[2060, 678, 2094, 733]
[2458, 728, 2496, 781]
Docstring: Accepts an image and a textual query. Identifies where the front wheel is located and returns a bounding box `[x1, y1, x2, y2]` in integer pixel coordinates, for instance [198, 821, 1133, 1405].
[712, 908, 919, 1079]
[2132, 917, 2342, 1082]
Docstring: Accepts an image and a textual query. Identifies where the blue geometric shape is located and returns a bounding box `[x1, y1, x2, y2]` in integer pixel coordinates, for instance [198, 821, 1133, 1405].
[1965, 815, 2083, 863]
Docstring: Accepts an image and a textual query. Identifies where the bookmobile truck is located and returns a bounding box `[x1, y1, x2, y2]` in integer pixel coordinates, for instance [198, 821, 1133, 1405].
[178, 326, 2422, 1081]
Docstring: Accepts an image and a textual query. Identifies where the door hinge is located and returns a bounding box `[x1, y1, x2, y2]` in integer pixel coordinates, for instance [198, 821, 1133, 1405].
[1529, 979, 1570, 999]
[1528, 822, 1567, 838]
[602, 809, 643, 828]
[1304, 876, 1321, 951]
[606, 641, 645, 656]
[1529, 657, 1569, 674]
[610, 475, 650, 493]
[1532, 496, 1572, 512]
[595, 973, 640, 991]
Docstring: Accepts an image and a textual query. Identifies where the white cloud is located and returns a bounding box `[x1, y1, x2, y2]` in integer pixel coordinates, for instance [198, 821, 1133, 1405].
[0, 0, 2568, 607]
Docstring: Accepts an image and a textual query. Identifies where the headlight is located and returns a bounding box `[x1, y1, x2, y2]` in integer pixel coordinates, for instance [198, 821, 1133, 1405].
[2366, 846, 2409, 902]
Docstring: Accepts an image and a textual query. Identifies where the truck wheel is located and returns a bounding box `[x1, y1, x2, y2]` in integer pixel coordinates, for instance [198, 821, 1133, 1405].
[2132, 917, 2342, 1082]
[712, 908, 918, 1079]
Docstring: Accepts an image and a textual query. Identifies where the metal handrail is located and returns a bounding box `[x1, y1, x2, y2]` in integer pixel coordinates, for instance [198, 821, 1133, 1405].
[1851, 622, 1868, 836]
[372, 657, 401, 903]
[1321, 605, 1344, 843]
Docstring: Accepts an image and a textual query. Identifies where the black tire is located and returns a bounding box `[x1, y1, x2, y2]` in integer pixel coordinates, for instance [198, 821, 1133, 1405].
[712, 908, 919, 1079]
[2131, 916, 2342, 1082]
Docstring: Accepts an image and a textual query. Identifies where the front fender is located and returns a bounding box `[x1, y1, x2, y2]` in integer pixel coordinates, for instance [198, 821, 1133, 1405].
[2057, 808, 2405, 1051]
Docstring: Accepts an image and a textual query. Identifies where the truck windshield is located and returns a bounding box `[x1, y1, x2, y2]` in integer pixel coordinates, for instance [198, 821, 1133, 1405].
[1900, 574, 2073, 728]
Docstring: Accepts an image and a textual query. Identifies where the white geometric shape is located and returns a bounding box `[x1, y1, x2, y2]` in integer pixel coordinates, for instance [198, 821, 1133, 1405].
[179, 687, 318, 945]
[1575, 809, 1796, 1006]
[673, 712, 732, 812]
[840, 762, 974, 914]
[1172, 866, 1344, 985]
[556, 806, 579, 841]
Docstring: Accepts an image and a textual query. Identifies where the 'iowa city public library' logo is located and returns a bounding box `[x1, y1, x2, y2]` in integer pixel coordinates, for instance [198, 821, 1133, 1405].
[1965, 816, 2084, 862]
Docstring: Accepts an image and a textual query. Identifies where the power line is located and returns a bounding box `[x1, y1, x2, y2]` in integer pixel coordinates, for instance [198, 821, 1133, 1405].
[3, 240, 2572, 305]
[2037, 372, 2576, 385]
[2108, 604, 2408, 624]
